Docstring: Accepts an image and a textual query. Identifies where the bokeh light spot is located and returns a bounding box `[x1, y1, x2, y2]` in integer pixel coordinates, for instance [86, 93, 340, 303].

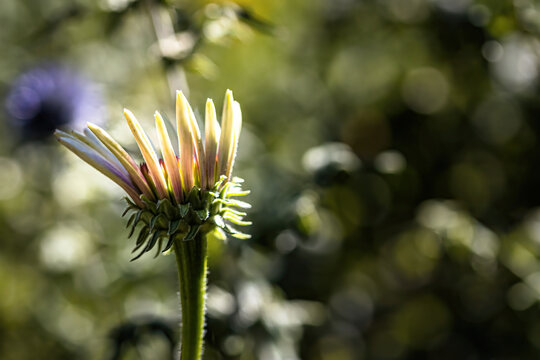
[402, 67, 449, 114]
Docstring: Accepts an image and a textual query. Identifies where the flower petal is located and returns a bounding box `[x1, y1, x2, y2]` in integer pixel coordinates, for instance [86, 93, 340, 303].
[176, 91, 194, 192]
[70, 128, 126, 176]
[155, 111, 183, 203]
[87, 122, 155, 200]
[177, 91, 205, 188]
[124, 109, 169, 200]
[217, 89, 236, 180]
[55, 130, 144, 207]
[204, 98, 220, 188]
[226, 100, 242, 180]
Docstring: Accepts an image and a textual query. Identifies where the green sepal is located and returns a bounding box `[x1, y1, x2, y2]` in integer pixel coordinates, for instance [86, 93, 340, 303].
[222, 208, 247, 217]
[124, 197, 138, 208]
[162, 234, 177, 253]
[162, 199, 177, 219]
[156, 199, 169, 214]
[168, 219, 181, 235]
[207, 191, 220, 198]
[127, 211, 144, 238]
[141, 195, 157, 213]
[126, 213, 137, 228]
[187, 187, 202, 208]
[195, 209, 209, 222]
[230, 231, 251, 240]
[136, 226, 149, 246]
[140, 210, 153, 224]
[149, 214, 168, 232]
[225, 189, 250, 198]
[153, 238, 164, 258]
[219, 182, 233, 198]
[213, 215, 225, 228]
[183, 225, 200, 241]
[132, 226, 150, 253]
[130, 231, 160, 261]
[223, 213, 252, 226]
[127, 220, 138, 238]
[150, 215, 160, 232]
[223, 224, 251, 239]
[179, 203, 190, 218]
[122, 205, 137, 217]
[140, 231, 162, 257]
[213, 175, 228, 191]
[131, 247, 146, 261]
[213, 198, 252, 209]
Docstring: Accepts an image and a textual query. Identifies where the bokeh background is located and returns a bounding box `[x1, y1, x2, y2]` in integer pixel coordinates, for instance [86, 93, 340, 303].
[1, 0, 540, 359]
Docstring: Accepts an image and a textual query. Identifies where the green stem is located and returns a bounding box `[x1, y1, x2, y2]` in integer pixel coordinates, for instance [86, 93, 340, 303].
[173, 232, 207, 360]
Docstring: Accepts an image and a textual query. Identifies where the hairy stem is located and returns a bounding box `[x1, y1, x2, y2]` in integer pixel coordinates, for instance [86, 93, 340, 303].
[173, 232, 207, 360]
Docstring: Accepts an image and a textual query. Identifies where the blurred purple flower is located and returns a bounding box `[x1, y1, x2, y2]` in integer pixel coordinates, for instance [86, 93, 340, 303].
[5, 64, 103, 141]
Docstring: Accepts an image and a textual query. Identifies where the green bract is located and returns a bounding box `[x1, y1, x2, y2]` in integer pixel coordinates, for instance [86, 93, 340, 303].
[124, 176, 251, 260]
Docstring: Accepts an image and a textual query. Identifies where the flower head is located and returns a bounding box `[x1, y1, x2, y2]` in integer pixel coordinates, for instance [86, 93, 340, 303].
[55, 90, 250, 259]
[5, 63, 103, 141]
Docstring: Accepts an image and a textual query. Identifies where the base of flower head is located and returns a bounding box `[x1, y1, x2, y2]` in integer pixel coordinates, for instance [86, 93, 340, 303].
[123, 176, 251, 260]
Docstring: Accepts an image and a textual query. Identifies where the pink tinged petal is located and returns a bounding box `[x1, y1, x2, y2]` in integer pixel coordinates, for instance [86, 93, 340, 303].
[226, 100, 242, 180]
[176, 91, 194, 192]
[123, 109, 169, 200]
[155, 111, 183, 203]
[140, 162, 158, 196]
[177, 91, 205, 188]
[217, 89, 236, 180]
[204, 98, 220, 188]
[87, 123, 155, 201]
[54, 131, 144, 207]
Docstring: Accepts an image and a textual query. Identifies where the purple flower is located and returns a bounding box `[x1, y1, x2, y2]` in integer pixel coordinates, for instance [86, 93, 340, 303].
[5, 64, 103, 141]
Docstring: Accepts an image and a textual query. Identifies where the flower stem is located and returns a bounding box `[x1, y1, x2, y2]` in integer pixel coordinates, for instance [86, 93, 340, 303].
[173, 232, 207, 360]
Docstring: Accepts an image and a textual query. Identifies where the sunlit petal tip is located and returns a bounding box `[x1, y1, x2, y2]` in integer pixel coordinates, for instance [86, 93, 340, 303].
[217, 89, 237, 179]
[233, 101, 242, 122]
[176, 90, 194, 192]
[176, 91, 187, 108]
[205, 98, 220, 187]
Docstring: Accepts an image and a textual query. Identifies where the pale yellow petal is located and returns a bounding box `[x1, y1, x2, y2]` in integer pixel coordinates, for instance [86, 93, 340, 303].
[177, 91, 205, 188]
[155, 111, 183, 203]
[124, 109, 169, 200]
[217, 89, 235, 179]
[226, 100, 242, 179]
[176, 91, 194, 192]
[204, 98, 220, 188]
